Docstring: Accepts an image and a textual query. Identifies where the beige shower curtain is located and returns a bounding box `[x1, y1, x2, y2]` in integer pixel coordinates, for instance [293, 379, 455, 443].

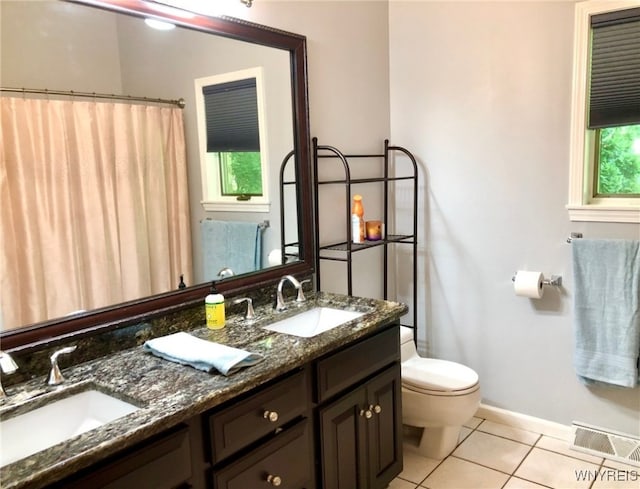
[0, 96, 192, 330]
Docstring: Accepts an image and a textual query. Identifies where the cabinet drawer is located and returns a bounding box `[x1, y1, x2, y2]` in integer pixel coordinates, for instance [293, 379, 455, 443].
[315, 326, 399, 403]
[208, 368, 309, 463]
[212, 419, 314, 489]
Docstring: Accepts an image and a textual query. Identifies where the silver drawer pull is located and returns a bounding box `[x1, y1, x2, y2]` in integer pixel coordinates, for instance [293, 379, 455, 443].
[373, 404, 382, 414]
[263, 410, 279, 422]
[359, 408, 373, 419]
[267, 474, 282, 486]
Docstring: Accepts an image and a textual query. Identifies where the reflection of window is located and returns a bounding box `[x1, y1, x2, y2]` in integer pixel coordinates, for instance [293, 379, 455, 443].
[568, 1, 640, 222]
[195, 68, 269, 212]
[217, 152, 262, 197]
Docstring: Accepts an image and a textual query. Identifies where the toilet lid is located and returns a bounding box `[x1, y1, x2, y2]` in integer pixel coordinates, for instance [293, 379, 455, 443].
[402, 357, 479, 392]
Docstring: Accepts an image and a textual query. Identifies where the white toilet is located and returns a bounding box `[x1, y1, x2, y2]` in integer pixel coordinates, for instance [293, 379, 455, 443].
[400, 326, 481, 459]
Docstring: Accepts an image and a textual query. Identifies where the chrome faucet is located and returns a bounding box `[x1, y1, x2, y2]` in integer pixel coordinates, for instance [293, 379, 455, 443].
[0, 351, 18, 398]
[232, 297, 256, 321]
[275, 275, 305, 312]
[47, 346, 77, 386]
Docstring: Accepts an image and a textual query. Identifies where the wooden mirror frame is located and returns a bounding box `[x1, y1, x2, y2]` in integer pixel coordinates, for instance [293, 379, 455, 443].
[1, 0, 314, 351]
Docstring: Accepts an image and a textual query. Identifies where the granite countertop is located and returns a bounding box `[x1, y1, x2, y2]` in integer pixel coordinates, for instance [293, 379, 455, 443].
[0, 292, 407, 489]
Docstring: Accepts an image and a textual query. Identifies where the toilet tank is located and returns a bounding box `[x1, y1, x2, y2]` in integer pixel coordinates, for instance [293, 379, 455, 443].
[400, 326, 418, 361]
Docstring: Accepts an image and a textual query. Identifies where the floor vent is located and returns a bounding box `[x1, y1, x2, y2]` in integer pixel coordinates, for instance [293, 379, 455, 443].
[571, 422, 640, 467]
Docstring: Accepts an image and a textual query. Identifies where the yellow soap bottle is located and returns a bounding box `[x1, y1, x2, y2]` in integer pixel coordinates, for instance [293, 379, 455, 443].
[205, 293, 225, 329]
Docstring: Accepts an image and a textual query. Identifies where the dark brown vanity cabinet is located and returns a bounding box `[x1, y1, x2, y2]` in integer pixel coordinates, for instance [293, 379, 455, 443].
[315, 325, 403, 489]
[44, 325, 401, 489]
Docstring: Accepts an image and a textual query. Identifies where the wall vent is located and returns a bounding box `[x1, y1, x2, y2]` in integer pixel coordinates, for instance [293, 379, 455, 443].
[571, 422, 640, 467]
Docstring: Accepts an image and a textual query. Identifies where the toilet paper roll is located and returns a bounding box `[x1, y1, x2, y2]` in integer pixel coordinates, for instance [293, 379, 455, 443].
[513, 271, 544, 299]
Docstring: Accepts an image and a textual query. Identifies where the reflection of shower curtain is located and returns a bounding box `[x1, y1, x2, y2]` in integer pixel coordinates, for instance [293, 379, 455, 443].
[0, 97, 192, 330]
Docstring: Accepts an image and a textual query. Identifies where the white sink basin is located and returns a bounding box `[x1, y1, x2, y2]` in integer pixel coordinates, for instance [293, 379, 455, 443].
[263, 306, 365, 338]
[0, 388, 139, 467]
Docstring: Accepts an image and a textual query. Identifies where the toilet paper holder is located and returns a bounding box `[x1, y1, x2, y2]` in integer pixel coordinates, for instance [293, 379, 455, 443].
[511, 274, 562, 287]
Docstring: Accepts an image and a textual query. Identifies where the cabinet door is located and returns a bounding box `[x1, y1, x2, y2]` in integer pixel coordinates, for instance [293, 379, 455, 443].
[319, 387, 368, 489]
[365, 364, 403, 489]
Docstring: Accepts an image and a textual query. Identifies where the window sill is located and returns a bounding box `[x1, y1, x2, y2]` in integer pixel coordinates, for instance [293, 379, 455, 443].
[202, 201, 270, 213]
[566, 204, 640, 223]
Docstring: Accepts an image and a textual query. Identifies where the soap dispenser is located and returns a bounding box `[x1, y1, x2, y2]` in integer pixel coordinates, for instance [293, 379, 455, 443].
[205, 289, 225, 329]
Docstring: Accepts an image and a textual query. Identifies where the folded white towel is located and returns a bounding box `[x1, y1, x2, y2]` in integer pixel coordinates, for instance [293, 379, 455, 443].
[143, 332, 264, 376]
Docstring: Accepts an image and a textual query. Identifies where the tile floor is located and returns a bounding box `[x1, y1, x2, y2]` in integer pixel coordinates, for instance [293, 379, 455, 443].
[390, 417, 639, 489]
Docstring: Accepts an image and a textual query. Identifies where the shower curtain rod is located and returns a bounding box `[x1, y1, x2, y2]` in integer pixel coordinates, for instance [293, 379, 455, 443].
[0, 86, 185, 108]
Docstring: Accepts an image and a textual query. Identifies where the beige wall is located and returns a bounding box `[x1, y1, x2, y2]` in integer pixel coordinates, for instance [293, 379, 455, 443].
[247, 1, 393, 299]
[1, 1, 122, 91]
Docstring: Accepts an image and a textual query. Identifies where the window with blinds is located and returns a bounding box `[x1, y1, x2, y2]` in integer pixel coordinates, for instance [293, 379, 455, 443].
[588, 8, 640, 129]
[589, 7, 640, 198]
[194, 68, 270, 213]
[567, 0, 640, 223]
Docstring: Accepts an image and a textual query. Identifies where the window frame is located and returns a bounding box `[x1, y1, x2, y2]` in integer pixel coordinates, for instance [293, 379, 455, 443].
[567, 0, 640, 223]
[195, 67, 270, 213]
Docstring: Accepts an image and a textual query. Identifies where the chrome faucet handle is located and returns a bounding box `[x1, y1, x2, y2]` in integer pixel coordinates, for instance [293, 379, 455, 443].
[47, 345, 77, 386]
[232, 297, 255, 320]
[0, 351, 18, 399]
[296, 279, 312, 303]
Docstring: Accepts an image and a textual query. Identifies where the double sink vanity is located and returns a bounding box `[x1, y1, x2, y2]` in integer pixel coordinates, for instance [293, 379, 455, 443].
[1, 291, 406, 489]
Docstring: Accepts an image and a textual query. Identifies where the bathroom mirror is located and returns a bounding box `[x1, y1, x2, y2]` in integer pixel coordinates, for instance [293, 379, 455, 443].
[0, 0, 314, 349]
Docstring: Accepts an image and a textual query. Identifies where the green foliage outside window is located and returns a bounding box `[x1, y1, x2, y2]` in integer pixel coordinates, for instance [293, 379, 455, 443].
[218, 152, 263, 196]
[596, 125, 640, 196]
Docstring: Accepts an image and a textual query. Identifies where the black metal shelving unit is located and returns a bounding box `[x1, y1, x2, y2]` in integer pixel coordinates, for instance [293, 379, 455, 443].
[312, 138, 418, 330]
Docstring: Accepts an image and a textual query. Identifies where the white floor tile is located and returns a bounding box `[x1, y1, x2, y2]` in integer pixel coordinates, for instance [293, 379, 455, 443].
[503, 477, 551, 489]
[514, 447, 601, 489]
[392, 415, 637, 489]
[603, 458, 640, 471]
[459, 426, 473, 443]
[452, 430, 531, 473]
[388, 477, 418, 489]
[478, 420, 540, 445]
[464, 416, 483, 429]
[420, 456, 509, 489]
[535, 435, 604, 464]
[398, 447, 441, 484]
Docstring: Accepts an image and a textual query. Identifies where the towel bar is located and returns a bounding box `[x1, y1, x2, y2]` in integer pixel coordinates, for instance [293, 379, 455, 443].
[201, 218, 269, 230]
[567, 232, 583, 243]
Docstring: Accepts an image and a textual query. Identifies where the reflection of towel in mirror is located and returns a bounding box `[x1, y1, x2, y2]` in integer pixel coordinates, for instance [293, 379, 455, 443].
[572, 239, 640, 388]
[201, 220, 262, 280]
[143, 332, 264, 376]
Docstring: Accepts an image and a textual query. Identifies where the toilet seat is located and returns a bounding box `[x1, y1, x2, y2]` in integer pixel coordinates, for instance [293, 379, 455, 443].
[402, 357, 479, 395]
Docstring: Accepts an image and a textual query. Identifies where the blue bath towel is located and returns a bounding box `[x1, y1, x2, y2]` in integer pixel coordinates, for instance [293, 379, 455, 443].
[572, 239, 640, 387]
[201, 220, 263, 280]
[143, 332, 264, 376]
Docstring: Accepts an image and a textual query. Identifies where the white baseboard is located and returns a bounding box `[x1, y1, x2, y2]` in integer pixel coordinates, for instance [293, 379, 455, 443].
[476, 403, 572, 441]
